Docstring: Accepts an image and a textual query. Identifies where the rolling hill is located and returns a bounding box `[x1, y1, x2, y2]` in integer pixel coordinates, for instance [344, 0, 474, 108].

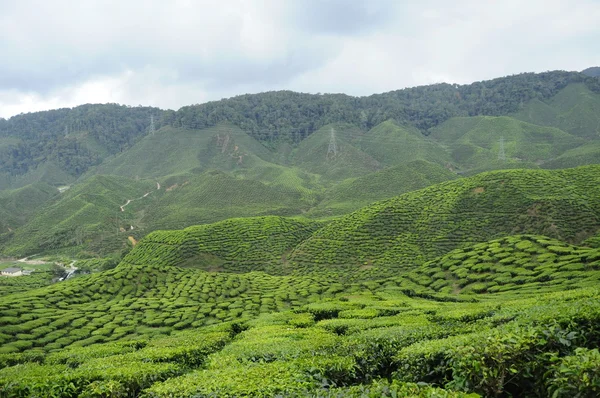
[428, 115, 583, 172]
[0, 176, 156, 257]
[513, 83, 600, 139]
[289, 123, 381, 181]
[308, 160, 458, 217]
[289, 166, 600, 275]
[121, 216, 322, 274]
[3, 69, 600, 397]
[357, 120, 450, 166]
[93, 124, 274, 179]
[0, 182, 58, 233]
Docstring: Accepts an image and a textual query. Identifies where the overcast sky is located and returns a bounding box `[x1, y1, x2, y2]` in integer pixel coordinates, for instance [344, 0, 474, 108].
[0, 0, 599, 118]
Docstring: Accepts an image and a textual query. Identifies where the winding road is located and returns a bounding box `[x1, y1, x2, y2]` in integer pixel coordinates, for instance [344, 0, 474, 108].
[120, 181, 161, 212]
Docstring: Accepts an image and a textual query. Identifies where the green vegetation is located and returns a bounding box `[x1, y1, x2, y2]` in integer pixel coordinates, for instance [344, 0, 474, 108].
[514, 83, 600, 139]
[93, 124, 274, 180]
[290, 166, 600, 275]
[0, 175, 155, 256]
[2, 69, 600, 396]
[0, 182, 58, 233]
[290, 123, 380, 181]
[122, 216, 322, 273]
[309, 160, 457, 217]
[140, 171, 312, 232]
[0, 104, 161, 185]
[408, 235, 600, 295]
[0, 256, 598, 396]
[358, 120, 450, 166]
[428, 116, 583, 172]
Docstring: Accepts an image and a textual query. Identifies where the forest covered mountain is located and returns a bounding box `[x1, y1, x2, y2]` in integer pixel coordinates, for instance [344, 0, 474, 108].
[0, 69, 598, 185]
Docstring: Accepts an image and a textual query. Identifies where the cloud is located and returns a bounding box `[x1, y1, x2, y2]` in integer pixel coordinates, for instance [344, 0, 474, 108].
[0, 0, 598, 118]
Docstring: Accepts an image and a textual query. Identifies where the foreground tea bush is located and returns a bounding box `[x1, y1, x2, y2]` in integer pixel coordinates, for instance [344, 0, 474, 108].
[547, 348, 600, 398]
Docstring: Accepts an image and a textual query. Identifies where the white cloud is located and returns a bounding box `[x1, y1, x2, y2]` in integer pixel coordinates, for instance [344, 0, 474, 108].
[0, 0, 598, 118]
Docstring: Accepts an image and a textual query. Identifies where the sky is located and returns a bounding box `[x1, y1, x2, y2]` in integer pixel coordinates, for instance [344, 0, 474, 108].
[0, 0, 599, 118]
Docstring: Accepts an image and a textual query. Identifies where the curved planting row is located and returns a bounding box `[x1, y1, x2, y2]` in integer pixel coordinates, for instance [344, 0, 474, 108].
[290, 166, 600, 272]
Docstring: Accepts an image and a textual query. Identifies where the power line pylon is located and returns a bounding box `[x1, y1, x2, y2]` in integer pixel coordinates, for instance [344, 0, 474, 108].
[327, 128, 338, 159]
[498, 136, 506, 161]
[149, 115, 155, 136]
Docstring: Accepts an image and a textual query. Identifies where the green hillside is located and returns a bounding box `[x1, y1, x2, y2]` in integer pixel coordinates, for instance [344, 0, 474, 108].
[3, 71, 600, 398]
[514, 83, 600, 139]
[0, 162, 75, 191]
[358, 120, 450, 166]
[0, 176, 155, 256]
[309, 160, 458, 217]
[407, 235, 600, 295]
[0, 183, 58, 233]
[428, 116, 583, 171]
[290, 123, 381, 181]
[542, 142, 600, 169]
[139, 170, 312, 232]
[94, 124, 274, 179]
[289, 166, 600, 275]
[122, 216, 322, 274]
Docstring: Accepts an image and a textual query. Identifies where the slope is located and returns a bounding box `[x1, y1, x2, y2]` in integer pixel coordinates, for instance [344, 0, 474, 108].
[542, 142, 600, 169]
[309, 160, 458, 217]
[428, 116, 583, 172]
[357, 120, 450, 166]
[290, 123, 381, 181]
[0, 246, 599, 396]
[406, 234, 600, 295]
[0, 183, 58, 233]
[1, 175, 155, 256]
[122, 216, 322, 274]
[289, 166, 600, 274]
[94, 124, 274, 179]
[514, 83, 600, 139]
[138, 170, 313, 232]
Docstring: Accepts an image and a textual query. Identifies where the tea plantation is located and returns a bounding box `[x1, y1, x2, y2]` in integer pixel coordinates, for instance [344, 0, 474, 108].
[290, 165, 600, 275]
[1, 166, 600, 396]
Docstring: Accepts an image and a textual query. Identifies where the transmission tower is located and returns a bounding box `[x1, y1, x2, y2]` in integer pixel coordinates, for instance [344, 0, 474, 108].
[149, 115, 155, 136]
[498, 136, 506, 161]
[327, 128, 338, 159]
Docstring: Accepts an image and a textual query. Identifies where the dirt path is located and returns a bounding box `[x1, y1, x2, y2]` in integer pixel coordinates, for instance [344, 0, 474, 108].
[120, 181, 161, 212]
[17, 256, 47, 265]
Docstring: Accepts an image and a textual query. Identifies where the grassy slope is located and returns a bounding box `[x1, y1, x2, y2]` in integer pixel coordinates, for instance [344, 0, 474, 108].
[0, 183, 58, 233]
[0, 162, 75, 191]
[308, 160, 458, 217]
[122, 216, 323, 274]
[1, 175, 155, 256]
[408, 234, 600, 295]
[428, 116, 583, 172]
[289, 166, 600, 274]
[514, 83, 600, 139]
[138, 170, 312, 232]
[0, 244, 598, 396]
[290, 123, 381, 181]
[357, 120, 450, 166]
[94, 124, 274, 179]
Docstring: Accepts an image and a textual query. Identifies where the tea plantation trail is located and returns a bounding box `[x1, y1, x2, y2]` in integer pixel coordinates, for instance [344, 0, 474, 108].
[120, 181, 161, 212]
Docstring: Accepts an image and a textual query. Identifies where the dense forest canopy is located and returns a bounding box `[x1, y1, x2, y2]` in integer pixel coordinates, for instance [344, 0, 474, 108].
[0, 70, 598, 178]
[0, 104, 162, 177]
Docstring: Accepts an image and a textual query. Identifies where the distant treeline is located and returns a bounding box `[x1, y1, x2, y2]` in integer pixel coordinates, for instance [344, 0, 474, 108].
[0, 70, 598, 177]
